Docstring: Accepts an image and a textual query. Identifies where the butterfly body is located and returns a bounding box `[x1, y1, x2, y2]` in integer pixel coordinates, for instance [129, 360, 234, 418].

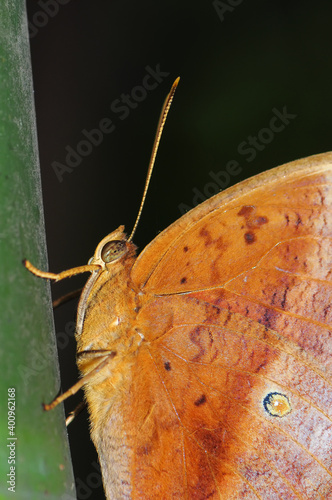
[73, 153, 332, 499]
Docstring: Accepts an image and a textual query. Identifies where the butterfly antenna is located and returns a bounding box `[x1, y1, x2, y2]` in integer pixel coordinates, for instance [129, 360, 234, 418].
[128, 77, 180, 242]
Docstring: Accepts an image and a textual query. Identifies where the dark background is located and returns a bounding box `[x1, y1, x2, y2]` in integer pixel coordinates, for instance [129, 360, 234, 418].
[27, 1, 332, 498]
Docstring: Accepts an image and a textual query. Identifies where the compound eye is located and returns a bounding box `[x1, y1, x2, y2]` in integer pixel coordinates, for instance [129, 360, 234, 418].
[101, 240, 127, 263]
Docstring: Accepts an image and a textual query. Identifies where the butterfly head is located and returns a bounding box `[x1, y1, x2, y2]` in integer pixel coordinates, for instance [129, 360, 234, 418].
[76, 226, 138, 339]
[87, 225, 137, 271]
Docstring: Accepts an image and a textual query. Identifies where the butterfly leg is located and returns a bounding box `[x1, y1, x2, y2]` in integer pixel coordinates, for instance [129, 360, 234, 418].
[52, 288, 83, 308]
[65, 401, 86, 426]
[23, 259, 100, 281]
[43, 354, 115, 411]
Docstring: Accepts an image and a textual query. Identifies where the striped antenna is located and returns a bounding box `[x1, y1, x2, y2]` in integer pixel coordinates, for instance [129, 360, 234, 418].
[128, 77, 180, 242]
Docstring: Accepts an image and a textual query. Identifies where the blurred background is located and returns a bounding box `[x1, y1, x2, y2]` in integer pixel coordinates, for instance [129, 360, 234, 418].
[27, 1, 332, 498]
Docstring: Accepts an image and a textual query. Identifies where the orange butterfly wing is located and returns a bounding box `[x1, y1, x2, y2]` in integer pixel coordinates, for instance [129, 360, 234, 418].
[123, 153, 332, 499]
[78, 153, 332, 499]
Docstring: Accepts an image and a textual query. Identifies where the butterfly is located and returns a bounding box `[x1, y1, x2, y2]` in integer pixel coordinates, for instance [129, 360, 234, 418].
[25, 79, 332, 499]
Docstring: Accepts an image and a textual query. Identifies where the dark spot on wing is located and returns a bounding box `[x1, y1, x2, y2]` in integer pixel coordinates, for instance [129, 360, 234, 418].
[199, 227, 213, 246]
[295, 213, 303, 227]
[280, 287, 288, 309]
[258, 308, 277, 330]
[238, 206, 268, 234]
[238, 205, 255, 218]
[252, 216, 268, 226]
[194, 394, 207, 406]
[244, 231, 256, 244]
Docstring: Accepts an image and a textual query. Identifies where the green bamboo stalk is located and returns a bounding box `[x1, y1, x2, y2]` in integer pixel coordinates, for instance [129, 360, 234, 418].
[0, 2, 75, 498]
